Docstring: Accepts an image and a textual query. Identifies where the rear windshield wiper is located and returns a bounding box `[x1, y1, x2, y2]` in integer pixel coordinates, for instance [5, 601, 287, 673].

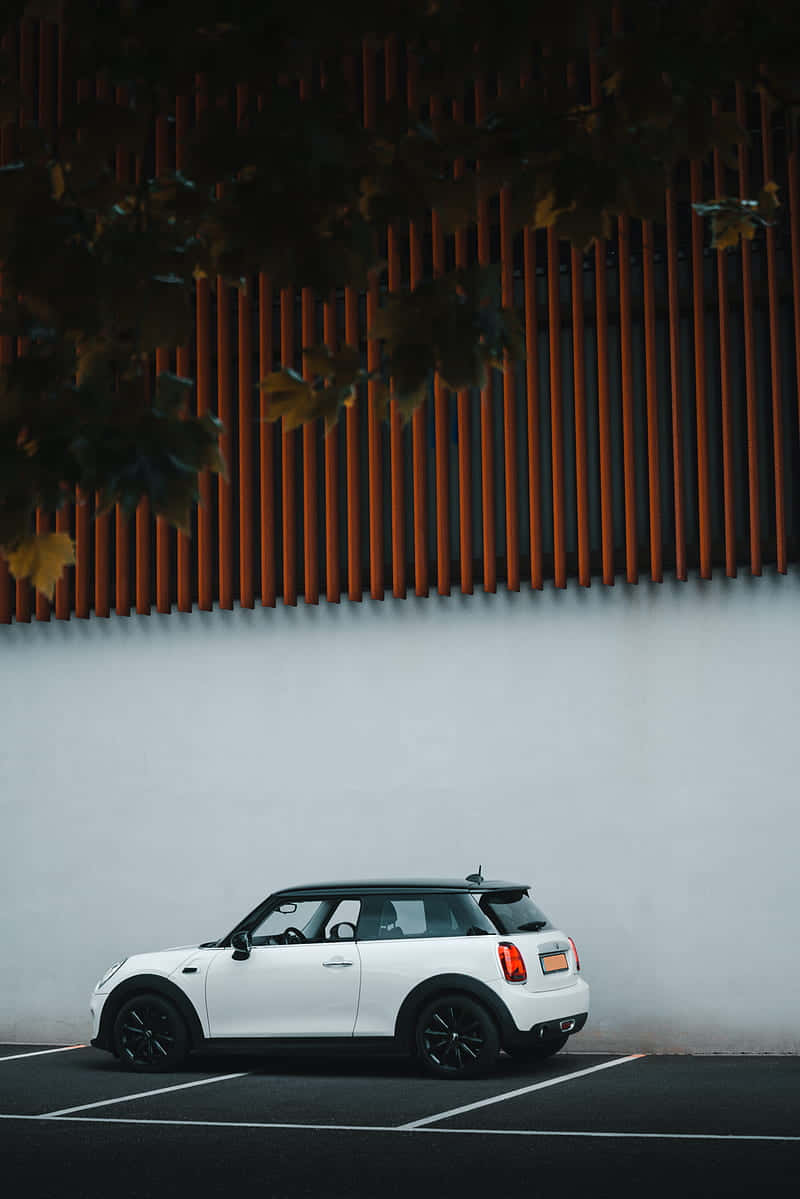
[516, 920, 548, 931]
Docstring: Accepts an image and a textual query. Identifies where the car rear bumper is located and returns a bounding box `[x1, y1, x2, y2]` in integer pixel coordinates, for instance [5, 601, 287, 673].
[486, 976, 590, 1045]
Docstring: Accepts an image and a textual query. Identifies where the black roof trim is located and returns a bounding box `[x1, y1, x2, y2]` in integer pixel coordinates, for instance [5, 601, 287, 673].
[272, 878, 528, 896]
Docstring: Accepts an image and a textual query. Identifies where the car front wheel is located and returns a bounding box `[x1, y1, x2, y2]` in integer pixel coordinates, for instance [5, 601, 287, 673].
[112, 992, 189, 1072]
[415, 993, 500, 1079]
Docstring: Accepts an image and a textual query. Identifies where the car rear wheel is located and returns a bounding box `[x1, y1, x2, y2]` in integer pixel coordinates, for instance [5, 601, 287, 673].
[112, 993, 189, 1072]
[505, 1033, 569, 1063]
[415, 993, 500, 1079]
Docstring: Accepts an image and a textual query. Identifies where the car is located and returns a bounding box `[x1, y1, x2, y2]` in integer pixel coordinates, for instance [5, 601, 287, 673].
[89, 871, 590, 1079]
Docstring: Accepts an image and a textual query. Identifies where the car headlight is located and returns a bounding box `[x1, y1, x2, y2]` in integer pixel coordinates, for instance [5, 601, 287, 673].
[95, 959, 126, 990]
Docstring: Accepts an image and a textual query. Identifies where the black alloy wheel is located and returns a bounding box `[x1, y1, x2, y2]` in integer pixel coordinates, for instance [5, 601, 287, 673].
[112, 993, 189, 1072]
[415, 992, 500, 1079]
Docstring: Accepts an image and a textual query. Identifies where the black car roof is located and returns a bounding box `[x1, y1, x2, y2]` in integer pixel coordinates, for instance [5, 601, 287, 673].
[272, 878, 528, 896]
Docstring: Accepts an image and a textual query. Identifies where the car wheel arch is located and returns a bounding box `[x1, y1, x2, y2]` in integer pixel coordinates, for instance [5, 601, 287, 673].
[394, 973, 515, 1053]
[98, 974, 205, 1052]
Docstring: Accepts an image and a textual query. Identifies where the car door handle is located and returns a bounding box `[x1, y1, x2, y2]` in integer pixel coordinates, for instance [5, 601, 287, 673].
[322, 959, 354, 967]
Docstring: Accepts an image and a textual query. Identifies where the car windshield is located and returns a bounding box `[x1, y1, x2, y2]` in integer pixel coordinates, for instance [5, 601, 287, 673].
[477, 890, 552, 934]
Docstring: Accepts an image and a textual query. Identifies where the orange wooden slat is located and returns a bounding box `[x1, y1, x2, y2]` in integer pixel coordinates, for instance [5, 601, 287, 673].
[258, 266, 276, 607]
[689, 159, 711, 578]
[588, 25, 614, 586]
[175, 91, 193, 611]
[15, 21, 33, 623]
[342, 55, 362, 603]
[323, 286, 340, 602]
[519, 68, 542, 591]
[711, 100, 736, 579]
[452, 94, 473, 595]
[474, 76, 496, 593]
[496, 78, 519, 592]
[0, 88, 11, 621]
[429, 94, 451, 596]
[296, 73, 318, 606]
[155, 112, 172, 613]
[789, 133, 800, 445]
[735, 83, 761, 576]
[130, 124, 150, 614]
[281, 286, 297, 605]
[407, 54, 429, 597]
[301, 282, 319, 604]
[363, 40, 384, 600]
[236, 84, 255, 609]
[570, 241, 590, 588]
[665, 180, 687, 580]
[546, 226, 566, 589]
[617, 211, 638, 583]
[112, 84, 131, 617]
[385, 36, 406, 599]
[641, 219, 663, 582]
[760, 86, 786, 573]
[345, 281, 362, 602]
[216, 157, 233, 610]
[195, 75, 213, 609]
[37, 19, 68, 621]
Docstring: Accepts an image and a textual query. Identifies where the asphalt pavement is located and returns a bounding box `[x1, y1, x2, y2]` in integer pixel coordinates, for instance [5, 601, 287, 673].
[1, 1043, 797, 1197]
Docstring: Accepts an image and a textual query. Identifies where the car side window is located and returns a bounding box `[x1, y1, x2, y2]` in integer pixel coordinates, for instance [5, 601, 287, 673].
[357, 893, 496, 941]
[251, 899, 328, 945]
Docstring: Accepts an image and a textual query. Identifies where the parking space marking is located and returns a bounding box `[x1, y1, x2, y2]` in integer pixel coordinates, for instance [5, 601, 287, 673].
[39, 1072, 249, 1118]
[397, 1054, 646, 1129]
[0, 1046, 86, 1063]
[0, 1114, 799, 1142]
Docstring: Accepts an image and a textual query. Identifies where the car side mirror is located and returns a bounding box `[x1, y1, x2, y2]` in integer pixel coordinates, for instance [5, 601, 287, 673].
[231, 930, 252, 961]
[329, 921, 356, 941]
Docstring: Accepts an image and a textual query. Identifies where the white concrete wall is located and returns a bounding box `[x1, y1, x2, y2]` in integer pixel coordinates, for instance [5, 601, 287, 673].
[2, 569, 799, 1052]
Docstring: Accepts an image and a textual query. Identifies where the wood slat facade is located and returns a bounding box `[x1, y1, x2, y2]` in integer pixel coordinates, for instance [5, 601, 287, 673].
[2, 24, 800, 622]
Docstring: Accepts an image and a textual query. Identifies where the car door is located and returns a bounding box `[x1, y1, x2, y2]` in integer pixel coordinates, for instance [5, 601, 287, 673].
[204, 897, 361, 1038]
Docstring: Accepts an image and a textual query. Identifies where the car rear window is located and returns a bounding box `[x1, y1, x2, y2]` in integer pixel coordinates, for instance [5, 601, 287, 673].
[478, 890, 552, 934]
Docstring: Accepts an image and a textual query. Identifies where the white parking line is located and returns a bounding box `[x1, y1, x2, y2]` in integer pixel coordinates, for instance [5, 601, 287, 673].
[39, 1072, 248, 1117]
[0, 1114, 798, 1142]
[0, 1045, 86, 1063]
[397, 1054, 646, 1129]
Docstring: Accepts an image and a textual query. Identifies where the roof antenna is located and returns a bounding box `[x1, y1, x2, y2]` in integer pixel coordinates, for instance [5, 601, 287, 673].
[465, 865, 484, 884]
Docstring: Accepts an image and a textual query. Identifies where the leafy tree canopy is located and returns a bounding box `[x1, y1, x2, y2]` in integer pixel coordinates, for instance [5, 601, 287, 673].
[0, 0, 794, 595]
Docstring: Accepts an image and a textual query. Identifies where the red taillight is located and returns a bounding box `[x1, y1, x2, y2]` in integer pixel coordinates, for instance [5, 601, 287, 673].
[568, 936, 580, 971]
[498, 942, 527, 983]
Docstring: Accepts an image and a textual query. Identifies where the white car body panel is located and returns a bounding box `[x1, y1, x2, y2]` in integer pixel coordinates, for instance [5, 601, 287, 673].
[204, 943, 361, 1037]
[88, 882, 591, 1059]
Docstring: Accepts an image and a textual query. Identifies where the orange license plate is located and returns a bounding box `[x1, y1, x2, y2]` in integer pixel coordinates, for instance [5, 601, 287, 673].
[540, 952, 569, 973]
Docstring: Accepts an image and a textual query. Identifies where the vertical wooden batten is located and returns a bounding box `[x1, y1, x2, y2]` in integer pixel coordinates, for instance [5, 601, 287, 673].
[712, 98, 736, 579]
[430, 94, 451, 596]
[665, 177, 687, 580]
[760, 86, 786, 573]
[588, 22, 614, 585]
[736, 83, 761, 576]
[474, 76, 496, 592]
[408, 52, 428, 597]
[641, 217, 663, 582]
[452, 94, 473, 595]
[497, 76, 520, 593]
[690, 159, 711, 579]
[154, 111, 172, 613]
[385, 37, 406, 599]
[195, 74, 213, 610]
[362, 40, 384, 599]
[298, 73, 319, 605]
[175, 91, 193, 611]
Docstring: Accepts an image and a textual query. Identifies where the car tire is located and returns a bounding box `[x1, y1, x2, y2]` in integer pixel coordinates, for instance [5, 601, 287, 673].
[112, 992, 189, 1072]
[415, 992, 500, 1079]
[505, 1033, 569, 1063]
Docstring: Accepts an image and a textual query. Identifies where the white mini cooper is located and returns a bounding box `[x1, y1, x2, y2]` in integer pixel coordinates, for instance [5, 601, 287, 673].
[90, 873, 590, 1078]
